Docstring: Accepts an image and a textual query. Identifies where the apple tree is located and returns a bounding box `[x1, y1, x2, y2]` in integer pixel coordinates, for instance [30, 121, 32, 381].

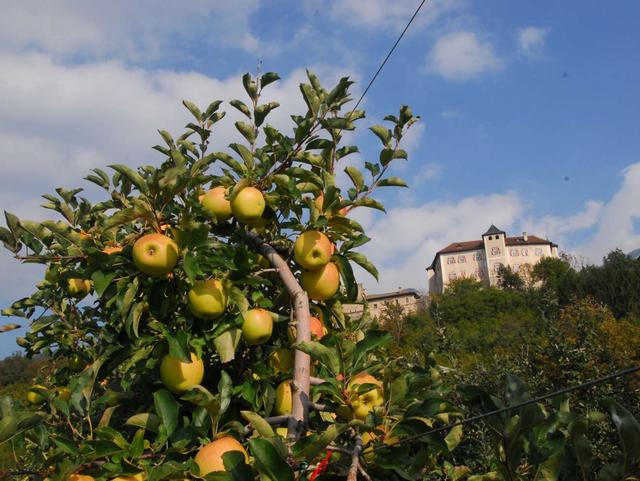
[0, 71, 462, 481]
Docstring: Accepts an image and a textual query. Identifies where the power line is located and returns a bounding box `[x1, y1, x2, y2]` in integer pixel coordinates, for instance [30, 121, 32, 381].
[369, 365, 640, 453]
[349, 0, 429, 117]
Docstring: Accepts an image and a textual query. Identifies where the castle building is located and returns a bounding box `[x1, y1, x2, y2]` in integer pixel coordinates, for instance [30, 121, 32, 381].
[343, 288, 423, 321]
[426, 225, 558, 294]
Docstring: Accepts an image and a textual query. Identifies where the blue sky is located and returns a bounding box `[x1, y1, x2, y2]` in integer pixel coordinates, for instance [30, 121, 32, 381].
[1, 0, 639, 357]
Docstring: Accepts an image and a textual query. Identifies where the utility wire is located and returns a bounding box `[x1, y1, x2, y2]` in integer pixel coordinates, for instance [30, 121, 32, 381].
[369, 364, 640, 453]
[349, 0, 428, 117]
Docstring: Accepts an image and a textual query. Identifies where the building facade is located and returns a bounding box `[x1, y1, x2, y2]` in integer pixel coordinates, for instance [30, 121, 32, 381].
[343, 288, 423, 321]
[426, 225, 558, 294]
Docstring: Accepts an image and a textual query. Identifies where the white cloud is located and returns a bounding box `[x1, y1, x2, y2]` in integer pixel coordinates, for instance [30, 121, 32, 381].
[517, 26, 550, 58]
[326, 0, 462, 30]
[573, 163, 640, 262]
[0, 1, 263, 59]
[427, 31, 502, 81]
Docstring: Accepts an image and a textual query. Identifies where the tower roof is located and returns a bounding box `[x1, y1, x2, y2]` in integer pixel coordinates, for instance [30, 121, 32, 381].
[482, 224, 505, 237]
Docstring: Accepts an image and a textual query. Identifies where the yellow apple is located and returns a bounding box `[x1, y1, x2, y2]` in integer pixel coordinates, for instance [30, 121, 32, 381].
[67, 278, 92, 298]
[195, 436, 249, 475]
[315, 193, 348, 216]
[293, 230, 333, 270]
[109, 474, 145, 481]
[230, 186, 266, 225]
[68, 475, 96, 481]
[132, 233, 179, 276]
[268, 348, 294, 374]
[188, 279, 227, 319]
[241, 308, 273, 345]
[159, 352, 204, 394]
[347, 373, 384, 420]
[27, 384, 47, 405]
[201, 186, 233, 221]
[300, 262, 340, 301]
[274, 380, 293, 415]
[57, 387, 72, 401]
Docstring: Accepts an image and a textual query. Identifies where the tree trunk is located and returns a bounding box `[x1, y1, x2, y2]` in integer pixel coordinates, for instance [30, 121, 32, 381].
[247, 232, 311, 439]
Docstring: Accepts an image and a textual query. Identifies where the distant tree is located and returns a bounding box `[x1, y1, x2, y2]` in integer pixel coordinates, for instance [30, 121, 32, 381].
[496, 264, 524, 290]
[577, 249, 640, 320]
[531, 256, 578, 305]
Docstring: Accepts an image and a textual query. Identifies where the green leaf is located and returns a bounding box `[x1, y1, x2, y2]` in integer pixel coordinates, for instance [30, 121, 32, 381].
[183, 251, 202, 282]
[213, 152, 245, 176]
[108, 164, 149, 195]
[296, 341, 340, 375]
[445, 425, 463, 451]
[344, 166, 365, 192]
[604, 399, 640, 469]
[241, 411, 275, 438]
[254, 102, 280, 127]
[182, 100, 202, 120]
[230, 142, 255, 167]
[242, 73, 258, 100]
[292, 425, 341, 462]
[222, 450, 254, 481]
[126, 413, 161, 433]
[129, 428, 145, 458]
[219, 370, 233, 415]
[153, 389, 179, 437]
[166, 330, 190, 363]
[91, 270, 117, 297]
[230, 99, 251, 118]
[249, 438, 294, 481]
[370, 125, 392, 146]
[214, 328, 242, 363]
[260, 72, 280, 88]
[377, 177, 408, 187]
[352, 330, 391, 369]
[533, 449, 563, 481]
[332, 254, 358, 302]
[345, 251, 379, 281]
[353, 197, 385, 212]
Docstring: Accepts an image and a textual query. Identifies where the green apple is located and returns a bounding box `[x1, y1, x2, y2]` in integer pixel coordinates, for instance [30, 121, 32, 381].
[67, 278, 92, 298]
[201, 186, 233, 221]
[274, 380, 293, 415]
[188, 279, 228, 319]
[293, 230, 333, 270]
[159, 352, 204, 394]
[132, 233, 179, 276]
[68, 353, 86, 371]
[300, 262, 340, 301]
[230, 186, 266, 225]
[195, 437, 248, 475]
[241, 308, 273, 345]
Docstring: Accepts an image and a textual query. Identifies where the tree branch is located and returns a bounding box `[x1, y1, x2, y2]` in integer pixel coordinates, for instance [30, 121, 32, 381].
[347, 436, 363, 481]
[246, 231, 311, 440]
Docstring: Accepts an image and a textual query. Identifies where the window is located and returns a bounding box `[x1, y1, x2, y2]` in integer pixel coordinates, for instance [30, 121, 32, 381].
[373, 303, 378, 308]
[474, 252, 484, 261]
[522, 248, 529, 256]
[475, 269, 482, 278]
[510, 249, 519, 256]
[513, 264, 520, 272]
[449, 273, 457, 281]
[406, 298, 409, 304]
[488, 236, 492, 240]
[460, 271, 467, 278]
[458, 255, 466, 263]
[535, 248, 544, 256]
[494, 262, 503, 273]
[447, 257, 456, 265]
[491, 246, 501, 256]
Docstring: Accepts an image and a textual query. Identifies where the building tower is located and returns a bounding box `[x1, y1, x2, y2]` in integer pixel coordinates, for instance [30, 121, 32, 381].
[482, 224, 507, 286]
